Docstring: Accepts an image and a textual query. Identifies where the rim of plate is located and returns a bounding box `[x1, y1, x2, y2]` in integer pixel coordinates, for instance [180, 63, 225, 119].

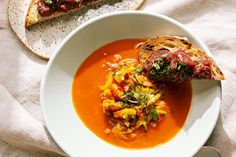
[40, 10, 222, 157]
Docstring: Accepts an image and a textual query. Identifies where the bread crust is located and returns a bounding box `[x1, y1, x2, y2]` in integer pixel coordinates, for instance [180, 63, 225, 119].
[137, 36, 224, 80]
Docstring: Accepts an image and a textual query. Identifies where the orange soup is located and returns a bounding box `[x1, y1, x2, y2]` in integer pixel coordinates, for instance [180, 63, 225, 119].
[72, 39, 192, 149]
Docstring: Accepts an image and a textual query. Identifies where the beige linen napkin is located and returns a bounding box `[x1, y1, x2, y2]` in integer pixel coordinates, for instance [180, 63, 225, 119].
[0, 0, 236, 156]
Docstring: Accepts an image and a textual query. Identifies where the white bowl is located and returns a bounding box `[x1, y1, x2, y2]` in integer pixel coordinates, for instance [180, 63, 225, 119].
[41, 11, 222, 157]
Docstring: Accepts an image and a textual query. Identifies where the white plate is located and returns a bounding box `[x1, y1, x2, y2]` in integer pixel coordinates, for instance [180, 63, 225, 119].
[41, 11, 222, 157]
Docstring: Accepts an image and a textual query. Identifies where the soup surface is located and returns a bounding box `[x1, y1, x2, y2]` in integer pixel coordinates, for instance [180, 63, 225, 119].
[72, 39, 192, 149]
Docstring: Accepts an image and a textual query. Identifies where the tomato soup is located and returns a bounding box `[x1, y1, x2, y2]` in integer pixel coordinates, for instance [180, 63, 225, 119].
[72, 39, 192, 149]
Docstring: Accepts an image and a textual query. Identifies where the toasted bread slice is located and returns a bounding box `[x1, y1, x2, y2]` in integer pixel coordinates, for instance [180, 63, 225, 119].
[25, 0, 145, 27]
[137, 36, 224, 81]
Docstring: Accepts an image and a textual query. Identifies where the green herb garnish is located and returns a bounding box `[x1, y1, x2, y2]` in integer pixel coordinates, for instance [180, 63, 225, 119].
[44, 0, 53, 4]
[152, 109, 158, 121]
[152, 62, 160, 70]
[120, 101, 126, 106]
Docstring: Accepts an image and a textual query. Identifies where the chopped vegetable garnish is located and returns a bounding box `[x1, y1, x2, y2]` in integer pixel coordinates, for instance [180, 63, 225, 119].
[99, 55, 168, 140]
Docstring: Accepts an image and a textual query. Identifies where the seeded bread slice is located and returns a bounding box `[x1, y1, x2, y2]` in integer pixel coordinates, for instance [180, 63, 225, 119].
[137, 36, 224, 80]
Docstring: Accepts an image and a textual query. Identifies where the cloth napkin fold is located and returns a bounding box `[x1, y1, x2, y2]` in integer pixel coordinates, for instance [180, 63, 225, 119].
[0, 0, 236, 156]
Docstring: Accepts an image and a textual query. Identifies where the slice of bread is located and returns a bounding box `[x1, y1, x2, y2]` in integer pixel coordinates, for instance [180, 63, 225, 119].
[137, 36, 224, 80]
[25, 0, 145, 27]
[25, 0, 101, 27]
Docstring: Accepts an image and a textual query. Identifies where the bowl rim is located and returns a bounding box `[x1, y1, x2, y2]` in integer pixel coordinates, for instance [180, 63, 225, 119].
[40, 10, 221, 157]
